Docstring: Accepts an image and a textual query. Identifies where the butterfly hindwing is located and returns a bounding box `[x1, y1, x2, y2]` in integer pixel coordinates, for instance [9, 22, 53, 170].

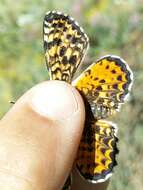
[72, 55, 133, 119]
[43, 11, 89, 83]
[76, 119, 118, 183]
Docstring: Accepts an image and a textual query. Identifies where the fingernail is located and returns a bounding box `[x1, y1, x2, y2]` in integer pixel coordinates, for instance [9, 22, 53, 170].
[31, 81, 79, 120]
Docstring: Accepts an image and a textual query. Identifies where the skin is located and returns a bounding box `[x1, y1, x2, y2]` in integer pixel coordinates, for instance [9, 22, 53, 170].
[0, 80, 108, 190]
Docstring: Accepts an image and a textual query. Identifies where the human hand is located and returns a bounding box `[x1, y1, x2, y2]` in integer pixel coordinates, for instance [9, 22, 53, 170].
[0, 81, 108, 190]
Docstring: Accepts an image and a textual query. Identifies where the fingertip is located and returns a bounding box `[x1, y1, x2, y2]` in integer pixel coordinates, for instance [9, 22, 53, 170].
[30, 80, 85, 122]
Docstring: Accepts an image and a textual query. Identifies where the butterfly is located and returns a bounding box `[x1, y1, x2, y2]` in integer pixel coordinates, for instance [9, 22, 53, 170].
[43, 11, 133, 189]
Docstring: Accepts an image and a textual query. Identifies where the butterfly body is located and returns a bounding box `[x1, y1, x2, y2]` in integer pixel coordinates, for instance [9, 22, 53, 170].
[43, 11, 133, 189]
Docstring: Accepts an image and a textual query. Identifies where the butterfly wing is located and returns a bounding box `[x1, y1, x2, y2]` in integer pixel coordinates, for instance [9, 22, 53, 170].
[72, 55, 133, 119]
[76, 119, 118, 183]
[43, 11, 89, 83]
[73, 55, 133, 183]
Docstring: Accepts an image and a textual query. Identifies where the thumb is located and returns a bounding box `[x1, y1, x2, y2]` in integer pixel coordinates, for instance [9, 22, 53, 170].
[0, 81, 85, 190]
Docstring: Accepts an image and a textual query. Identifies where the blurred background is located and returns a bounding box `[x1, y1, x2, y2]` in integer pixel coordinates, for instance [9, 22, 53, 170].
[0, 0, 142, 189]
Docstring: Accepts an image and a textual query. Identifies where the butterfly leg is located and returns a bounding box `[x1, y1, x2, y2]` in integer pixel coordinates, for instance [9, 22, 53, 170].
[62, 174, 72, 190]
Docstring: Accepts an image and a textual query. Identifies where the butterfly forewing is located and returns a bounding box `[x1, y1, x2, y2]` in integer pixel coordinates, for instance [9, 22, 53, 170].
[72, 55, 133, 119]
[43, 11, 89, 83]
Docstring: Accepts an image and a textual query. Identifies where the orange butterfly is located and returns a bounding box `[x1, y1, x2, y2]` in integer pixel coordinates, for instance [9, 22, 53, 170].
[43, 11, 133, 189]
